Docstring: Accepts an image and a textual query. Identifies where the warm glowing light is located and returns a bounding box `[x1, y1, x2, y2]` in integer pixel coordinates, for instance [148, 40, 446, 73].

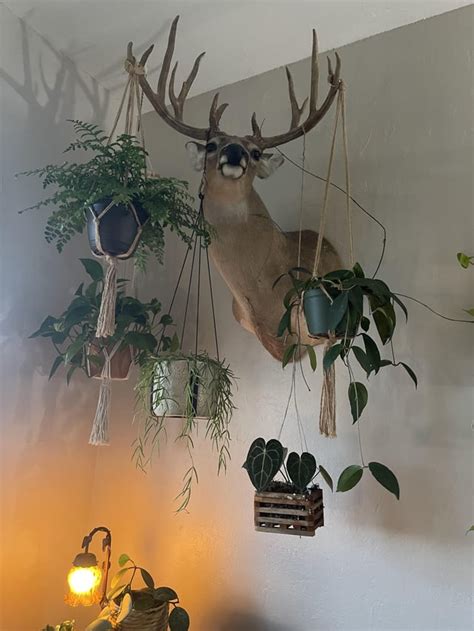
[68, 566, 101, 594]
[65, 562, 102, 607]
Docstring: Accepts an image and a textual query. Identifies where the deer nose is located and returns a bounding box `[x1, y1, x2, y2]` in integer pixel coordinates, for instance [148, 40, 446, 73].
[222, 143, 248, 166]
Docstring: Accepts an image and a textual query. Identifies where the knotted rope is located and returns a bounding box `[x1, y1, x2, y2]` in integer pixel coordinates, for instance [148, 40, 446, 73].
[319, 336, 337, 437]
[89, 341, 121, 446]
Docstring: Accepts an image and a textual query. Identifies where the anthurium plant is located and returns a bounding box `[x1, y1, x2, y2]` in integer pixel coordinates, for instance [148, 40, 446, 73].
[243, 437, 333, 494]
[31, 258, 177, 383]
[19, 120, 209, 270]
[275, 263, 417, 423]
[86, 554, 189, 631]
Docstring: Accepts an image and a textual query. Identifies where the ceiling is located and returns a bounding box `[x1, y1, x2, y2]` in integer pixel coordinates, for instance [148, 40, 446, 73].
[5, 0, 472, 108]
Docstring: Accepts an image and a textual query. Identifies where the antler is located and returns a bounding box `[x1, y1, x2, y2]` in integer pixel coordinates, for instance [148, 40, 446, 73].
[129, 15, 228, 140]
[251, 30, 342, 149]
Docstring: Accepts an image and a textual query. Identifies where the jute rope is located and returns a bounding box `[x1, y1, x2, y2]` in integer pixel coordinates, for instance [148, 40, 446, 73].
[89, 340, 122, 446]
[320, 336, 337, 438]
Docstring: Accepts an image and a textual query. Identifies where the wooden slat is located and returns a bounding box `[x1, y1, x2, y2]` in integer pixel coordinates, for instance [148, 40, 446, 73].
[256, 516, 316, 527]
[255, 526, 315, 537]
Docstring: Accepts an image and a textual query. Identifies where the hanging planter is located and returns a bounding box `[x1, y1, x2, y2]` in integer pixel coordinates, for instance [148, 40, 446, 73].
[86, 341, 134, 381]
[151, 356, 218, 419]
[303, 286, 332, 337]
[86, 197, 149, 260]
[30, 258, 175, 446]
[243, 438, 332, 537]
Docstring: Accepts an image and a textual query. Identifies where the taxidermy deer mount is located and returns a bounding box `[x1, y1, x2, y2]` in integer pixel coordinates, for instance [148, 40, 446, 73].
[129, 16, 342, 361]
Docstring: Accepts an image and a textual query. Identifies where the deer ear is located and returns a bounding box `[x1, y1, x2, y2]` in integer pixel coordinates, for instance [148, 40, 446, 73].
[256, 153, 284, 179]
[186, 141, 206, 171]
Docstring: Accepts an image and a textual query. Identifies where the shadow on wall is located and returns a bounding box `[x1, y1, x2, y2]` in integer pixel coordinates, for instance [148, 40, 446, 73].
[0, 11, 111, 630]
[215, 611, 290, 631]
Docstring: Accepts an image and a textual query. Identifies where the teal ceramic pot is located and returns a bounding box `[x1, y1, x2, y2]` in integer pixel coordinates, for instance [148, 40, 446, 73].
[303, 288, 332, 337]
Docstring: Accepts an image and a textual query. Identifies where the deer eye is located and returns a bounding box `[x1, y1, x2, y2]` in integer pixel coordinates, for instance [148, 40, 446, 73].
[251, 149, 261, 161]
[206, 142, 217, 153]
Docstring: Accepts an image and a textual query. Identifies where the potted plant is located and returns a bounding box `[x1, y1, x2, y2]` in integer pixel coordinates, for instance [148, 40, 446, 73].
[276, 263, 417, 425]
[86, 554, 189, 631]
[243, 437, 333, 537]
[19, 120, 208, 270]
[135, 351, 235, 511]
[31, 258, 176, 383]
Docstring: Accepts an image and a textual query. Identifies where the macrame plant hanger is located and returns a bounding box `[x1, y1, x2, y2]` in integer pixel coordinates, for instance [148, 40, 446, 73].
[89, 50, 150, 446]
[310, 82, 354, 438]
[158, 157, 221, 418]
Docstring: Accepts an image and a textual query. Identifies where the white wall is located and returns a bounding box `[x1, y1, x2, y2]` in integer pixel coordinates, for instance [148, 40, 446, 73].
[88, 6, 473, 631]
[0, 6, 111, 629]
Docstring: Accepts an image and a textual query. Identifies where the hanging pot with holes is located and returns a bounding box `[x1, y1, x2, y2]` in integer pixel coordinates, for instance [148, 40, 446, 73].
[86, 196, 149, 259]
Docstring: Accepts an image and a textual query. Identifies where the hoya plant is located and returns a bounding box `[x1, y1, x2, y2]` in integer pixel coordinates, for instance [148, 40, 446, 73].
[243, 437, 333, 494]
[86, 554, 189, 631]
[276, 263, 417, 424]
[31, 258, 177, 383]
[19, 120, 209, 270]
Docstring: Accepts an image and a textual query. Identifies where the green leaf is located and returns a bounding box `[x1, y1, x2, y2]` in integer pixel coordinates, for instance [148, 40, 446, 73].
[243, 437, 285, 492]
[169, 606, 190, 631]
[466, 525, 474, 534]
[154, 586, 178, 603]
[392, 294, 408, 322]
[64, 336, 85, 364]
[75, 282, 84, 296]
[400, 362, 417, 388]
[337, 465, 364, 492]
[352, 262, 365, 278]
[124, 331, 157, 352]
[360, 316, 370, 332]
[305, 345, 317, 371]
[30, 315, 57, 338]
[328, 292, 349, 330]
[351, 346, 372, 376]
[110, 567, 131, 589]
[464, 308, 474, 317]
[287, 452, 317, 493]
[370, 296, 396, 345]
[457, 252, 473, 268]
[277, 309, 291, 337]
[318, 465, 333, 492]
[106, 583, 127, 601]
[116, 593, 133, 624]
[66, 366, 77, 386]
[48, 355, 64, 380]
[323, 342, 343, 372]
[118, 553, 130, 567]
[139, 568, 155, 589]
[368, 462, 400, 499]
[348, 381, 368, 422]
[362, 333, 381, 375]
[282, 344, 297, 368]
[80, 258, 104, 281]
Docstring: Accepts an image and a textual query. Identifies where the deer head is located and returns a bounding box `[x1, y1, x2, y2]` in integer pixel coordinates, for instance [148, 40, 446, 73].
[129, 16, 342, 360]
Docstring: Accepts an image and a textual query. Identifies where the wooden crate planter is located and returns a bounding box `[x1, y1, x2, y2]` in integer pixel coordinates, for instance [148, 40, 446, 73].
[254, 486, 324, 537]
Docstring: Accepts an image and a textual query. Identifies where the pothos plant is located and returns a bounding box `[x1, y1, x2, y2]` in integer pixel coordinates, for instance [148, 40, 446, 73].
[18, 120, 210, 270]
[243, 437, 333, 494]
[276, 263, 410, 498]
[86, 554, 189, 631]
[134, 351, 235, 511]
[31, 258, 178, 383]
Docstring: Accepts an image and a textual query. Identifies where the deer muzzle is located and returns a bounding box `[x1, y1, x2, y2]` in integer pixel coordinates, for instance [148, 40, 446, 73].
[219, 143, 248, 179]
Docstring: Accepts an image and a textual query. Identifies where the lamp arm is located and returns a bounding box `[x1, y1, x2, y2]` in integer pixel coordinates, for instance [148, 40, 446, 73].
[81, 526, 112, 609]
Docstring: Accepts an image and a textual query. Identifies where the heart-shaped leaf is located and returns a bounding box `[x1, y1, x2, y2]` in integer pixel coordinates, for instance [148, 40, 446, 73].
[154, 586, 178, 603]
[140, 567, 155, 589]
[118, 554, 130, 567]
[368, 462, 400, 499]
[80, 258, 104, 281]
[169, 606, 190, 631]
[337, 465, 364, 492]
[116, 593, 133, 624]
[243, 438, 284, 492]
[348, 382, 368, 422]
[323, 342, 343, 372]
[287, 452, 317, 493]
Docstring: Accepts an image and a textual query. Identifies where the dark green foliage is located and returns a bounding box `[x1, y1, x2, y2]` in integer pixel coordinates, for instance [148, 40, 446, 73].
[243, 438, 333, 494]
[31, 258, 175, 383]
[336, 462, 400, 498]
[19, 121, 210, 270]
[276, 262, 416, 423]
[336, 465, 364, 492]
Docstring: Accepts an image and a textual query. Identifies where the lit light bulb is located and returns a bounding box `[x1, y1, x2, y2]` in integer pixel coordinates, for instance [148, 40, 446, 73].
[65, 552, 102, 607]
[68, 566, 102, 594]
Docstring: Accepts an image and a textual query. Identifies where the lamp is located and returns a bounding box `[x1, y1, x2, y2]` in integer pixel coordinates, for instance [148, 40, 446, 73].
[65, 526, 111, 608]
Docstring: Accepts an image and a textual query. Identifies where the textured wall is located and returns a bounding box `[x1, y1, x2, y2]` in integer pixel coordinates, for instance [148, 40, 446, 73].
[0, 6, 111, 629]
[89, 7, 473, 631]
